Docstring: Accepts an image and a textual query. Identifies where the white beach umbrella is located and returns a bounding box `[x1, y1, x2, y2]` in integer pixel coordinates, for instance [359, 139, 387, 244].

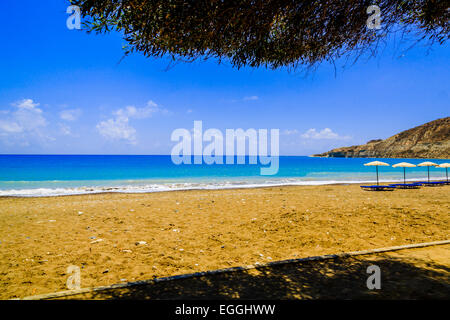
[437, 163, 450, 183]
[417, 161, 438, 183]
[392, 162, 416, 184]
[364, 161, 390, 185]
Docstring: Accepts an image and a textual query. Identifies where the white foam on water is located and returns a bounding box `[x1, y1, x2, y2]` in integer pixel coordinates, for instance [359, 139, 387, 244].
[1, 176, 441, 197]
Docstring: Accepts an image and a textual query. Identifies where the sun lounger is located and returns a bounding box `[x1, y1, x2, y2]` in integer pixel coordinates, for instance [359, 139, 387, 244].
[388, 183, 421, 189]
[360, 185, 396, 191]
[415, 181, 446, 187]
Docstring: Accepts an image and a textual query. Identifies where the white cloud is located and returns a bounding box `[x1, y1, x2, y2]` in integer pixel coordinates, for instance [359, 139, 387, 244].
[282, 129, 299, 136]
[58, 123, 80, 137]
[0, 120, 22, 133]
[59, 123, 72, 136]
[0, 99, 52, 146]
[230, 96, 260, 103]
[0, 99, 47, 134]
[60, 109, 81, 121]
[97, 117, 137, 144]
[16, 99, 40, 110]
[114, 100, 169, 120]
[300, 128, 351, 140]
[14, 99, 47, 130]
[96, 100, 168, 144]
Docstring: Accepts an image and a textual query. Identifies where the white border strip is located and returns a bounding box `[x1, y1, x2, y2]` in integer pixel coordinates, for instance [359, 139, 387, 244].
[17, 239, 450, 300]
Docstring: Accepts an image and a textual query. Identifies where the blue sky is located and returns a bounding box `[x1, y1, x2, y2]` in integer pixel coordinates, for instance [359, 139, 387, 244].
[0, 0, 448, 155]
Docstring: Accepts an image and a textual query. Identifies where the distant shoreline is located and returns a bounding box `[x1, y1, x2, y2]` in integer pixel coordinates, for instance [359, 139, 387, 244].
[1, 177, 447, 198]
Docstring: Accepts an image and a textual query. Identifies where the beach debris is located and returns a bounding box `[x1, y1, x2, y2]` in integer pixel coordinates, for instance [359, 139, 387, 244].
[267, 257, 272, 260]
[129, 209, 135, 212]
[102, 269, 109, 274]
[259, 253, 264, 257]
[91, 239, 103, 244]
[135, 241, 147, 246]
[172, 229, 180, 232]
[122, 249, 132, 253]
[221, 245, 225, 249]
[179, 248, 184, 251]
[120, 279, 127, 282]
[89, 236, 96, 239]
[38, 259, 48, 264]
[195, 264, 199, 266]
[78, 211, 83, 215]
[49, 220, 56, 222]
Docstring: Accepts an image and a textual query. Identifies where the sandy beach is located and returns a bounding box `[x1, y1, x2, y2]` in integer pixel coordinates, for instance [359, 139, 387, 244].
[57, 244, 450, 300]
[0, 184, 449, 299]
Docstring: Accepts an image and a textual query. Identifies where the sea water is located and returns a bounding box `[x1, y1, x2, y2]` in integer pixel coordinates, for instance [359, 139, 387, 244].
[0, 155, 447, 197]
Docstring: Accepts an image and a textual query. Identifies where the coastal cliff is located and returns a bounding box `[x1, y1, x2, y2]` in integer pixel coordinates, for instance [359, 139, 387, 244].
[314, 117, 450, 159]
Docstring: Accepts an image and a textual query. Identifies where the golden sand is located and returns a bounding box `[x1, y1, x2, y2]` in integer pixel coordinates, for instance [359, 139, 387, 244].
[59, 244, 450, 300]
[0, 184, 449, 299]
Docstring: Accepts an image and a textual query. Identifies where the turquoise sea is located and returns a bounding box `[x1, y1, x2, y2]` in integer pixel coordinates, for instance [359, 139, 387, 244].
[0, 155, 447, 197]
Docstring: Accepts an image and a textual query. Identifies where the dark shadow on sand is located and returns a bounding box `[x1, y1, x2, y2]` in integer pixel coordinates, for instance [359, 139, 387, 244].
[66, 254, 450, 300]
